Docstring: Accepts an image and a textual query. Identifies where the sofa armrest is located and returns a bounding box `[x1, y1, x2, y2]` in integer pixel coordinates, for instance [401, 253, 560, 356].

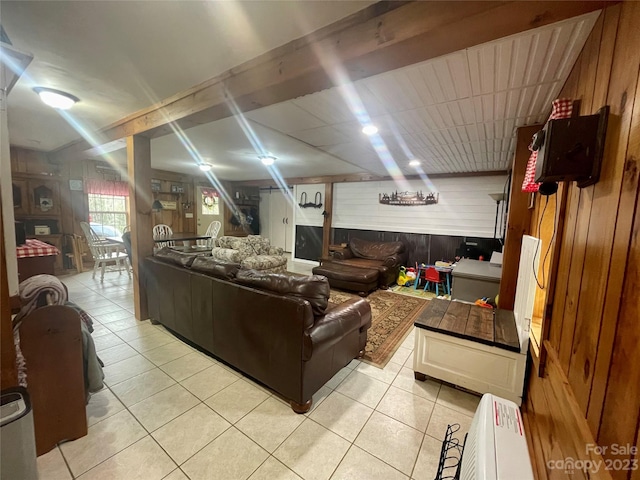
[303, 298, 371, 360]
[383, 253, 404, 268]
[331, 248, 354, 260]
[268, 245, 284, 256]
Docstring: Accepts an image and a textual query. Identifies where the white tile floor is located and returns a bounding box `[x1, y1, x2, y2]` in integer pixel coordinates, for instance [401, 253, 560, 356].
[38, 262, 480, 480]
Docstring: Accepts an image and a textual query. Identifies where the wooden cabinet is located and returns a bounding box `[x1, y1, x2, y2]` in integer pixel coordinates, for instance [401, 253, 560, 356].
[12, 179, 29, 216]
[224, 186, 259, 237]
[12, 176, 62, 218]
[27, 179, 61, 216]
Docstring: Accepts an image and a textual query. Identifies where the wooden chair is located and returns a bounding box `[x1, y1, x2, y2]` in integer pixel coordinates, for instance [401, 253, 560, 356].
[423, 267, 447, 295]
[152, 224, 174, 248]
[80, 222, 131, 280]
[197, 221, 221, 247]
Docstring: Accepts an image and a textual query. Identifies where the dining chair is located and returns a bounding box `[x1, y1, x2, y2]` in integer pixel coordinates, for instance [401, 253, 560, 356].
[197, 221, 221, 247]
[152, 224, 175, 248]
[80, 221, 131, 281]
[423, 267, 447, 296]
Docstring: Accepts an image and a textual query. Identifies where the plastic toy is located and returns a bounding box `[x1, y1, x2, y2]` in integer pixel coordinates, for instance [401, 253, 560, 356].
[474, 297, 494, 309]
[397, 267, 415, 287]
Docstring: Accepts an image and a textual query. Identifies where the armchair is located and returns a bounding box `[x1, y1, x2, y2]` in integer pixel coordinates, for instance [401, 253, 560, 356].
[324, 237, 406, 287]
[211, 235, 288, 273]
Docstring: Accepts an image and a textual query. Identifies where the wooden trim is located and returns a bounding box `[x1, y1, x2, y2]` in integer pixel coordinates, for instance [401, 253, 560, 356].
[538, 182, 569, 375]
[321, 183, 333, 258]
[236, 170, 508, 188]
[523, 343, 611, 480]
[127, 135, 153, 321]
[499, 125, 539, 310]
[50, 1, 609, 162]
[0, 205, 18, 390]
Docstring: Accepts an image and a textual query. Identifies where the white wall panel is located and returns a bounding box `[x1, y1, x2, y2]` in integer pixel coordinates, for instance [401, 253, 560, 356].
[333, 175, 508, 238]
[294, 184, 325, 227]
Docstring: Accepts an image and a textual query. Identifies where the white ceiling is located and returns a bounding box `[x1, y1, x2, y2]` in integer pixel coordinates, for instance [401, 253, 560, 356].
[3, 3, 599, 180]
[148, 11, 599, 180]
[2, 0, 374, 150]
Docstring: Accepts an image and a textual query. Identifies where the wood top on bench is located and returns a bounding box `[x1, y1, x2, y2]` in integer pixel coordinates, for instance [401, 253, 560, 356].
[414, 298, 520, 353]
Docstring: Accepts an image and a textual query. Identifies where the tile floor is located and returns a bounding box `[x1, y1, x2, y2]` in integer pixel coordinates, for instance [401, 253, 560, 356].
[37, 261, 480, 480]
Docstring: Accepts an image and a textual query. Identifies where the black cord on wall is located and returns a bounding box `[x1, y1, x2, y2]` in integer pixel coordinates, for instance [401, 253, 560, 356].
[533, 194, 559, 289]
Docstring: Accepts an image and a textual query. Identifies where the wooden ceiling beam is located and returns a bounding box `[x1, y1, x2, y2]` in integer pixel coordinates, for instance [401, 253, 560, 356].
[235, 169, 508, 188]
[50, 0, 610, 162]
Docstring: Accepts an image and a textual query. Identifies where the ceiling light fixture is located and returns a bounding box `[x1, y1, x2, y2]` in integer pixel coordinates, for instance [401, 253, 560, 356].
[199, 163, 213, 172]
[361, 124, 378, 136]
[409, 159, 421, 167]
[259, 155, 276, 166]
[33, 87, 79, 110]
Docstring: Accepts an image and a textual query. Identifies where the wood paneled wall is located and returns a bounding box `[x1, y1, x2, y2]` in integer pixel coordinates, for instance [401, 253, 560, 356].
[74, 160, 199, 234]
[525, 4, 640, 479]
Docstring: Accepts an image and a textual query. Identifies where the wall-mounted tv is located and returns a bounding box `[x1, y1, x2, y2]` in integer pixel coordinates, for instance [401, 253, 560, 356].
[533, 105, 609, 188]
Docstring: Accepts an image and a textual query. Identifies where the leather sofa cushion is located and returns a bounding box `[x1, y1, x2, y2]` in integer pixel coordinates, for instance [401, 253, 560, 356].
[191, 257, 240, 280]
[154, 247, 207, 267]
[236, 270, 330, 316]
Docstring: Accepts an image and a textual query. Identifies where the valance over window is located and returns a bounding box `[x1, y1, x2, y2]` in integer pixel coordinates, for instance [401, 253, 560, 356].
[83, 178, 129, 197]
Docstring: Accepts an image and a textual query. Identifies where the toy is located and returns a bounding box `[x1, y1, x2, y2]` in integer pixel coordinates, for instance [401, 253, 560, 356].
[474, 297, 494, 309]
[397, 266, 416, 287]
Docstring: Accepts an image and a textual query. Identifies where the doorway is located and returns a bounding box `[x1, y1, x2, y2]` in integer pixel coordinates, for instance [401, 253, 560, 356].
[196, 186, 224, 235]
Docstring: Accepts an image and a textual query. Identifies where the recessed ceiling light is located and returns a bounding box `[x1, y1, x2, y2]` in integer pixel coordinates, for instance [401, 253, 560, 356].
[259, 155, 276, 166]
[409, 159, 421, 167]
[362, 124, 378, 136]
[199, 163, 213, 172]
[33, 87, 79, 110]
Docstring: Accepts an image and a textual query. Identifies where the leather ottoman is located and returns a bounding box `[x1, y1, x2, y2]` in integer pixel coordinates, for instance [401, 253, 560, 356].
[313, 263, 379, 296]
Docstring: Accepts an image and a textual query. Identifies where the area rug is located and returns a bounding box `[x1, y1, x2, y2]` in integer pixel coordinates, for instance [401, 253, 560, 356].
[390, 284, 452, 301]
[329, 289, 428, 368]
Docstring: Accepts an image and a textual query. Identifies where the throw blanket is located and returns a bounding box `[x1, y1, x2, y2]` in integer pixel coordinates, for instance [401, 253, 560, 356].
[13, 275, 104, 399]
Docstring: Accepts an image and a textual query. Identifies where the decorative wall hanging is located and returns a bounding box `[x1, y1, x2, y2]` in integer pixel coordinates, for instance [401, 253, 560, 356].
[298, 191, 323, 208]
[201, 188, 219, 215]
[151, 180, 161, 192]
[379, 190, 439, 206]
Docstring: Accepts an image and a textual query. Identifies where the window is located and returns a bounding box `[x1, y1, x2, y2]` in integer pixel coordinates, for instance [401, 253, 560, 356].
[88, 193, 128, 237]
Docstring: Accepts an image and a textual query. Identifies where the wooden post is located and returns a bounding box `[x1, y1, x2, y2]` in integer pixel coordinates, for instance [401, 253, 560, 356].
[499, 125, 540, 310]
[321, 183, 333, 258]
[127, 135, 153, 320]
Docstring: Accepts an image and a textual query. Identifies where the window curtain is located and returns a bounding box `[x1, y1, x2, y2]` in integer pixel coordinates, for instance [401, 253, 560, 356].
[84, 178, 130, 196]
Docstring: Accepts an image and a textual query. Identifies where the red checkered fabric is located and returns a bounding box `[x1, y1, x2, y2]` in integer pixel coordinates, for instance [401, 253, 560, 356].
[16, 239, 60, 259]
[522, 99, 574, 192]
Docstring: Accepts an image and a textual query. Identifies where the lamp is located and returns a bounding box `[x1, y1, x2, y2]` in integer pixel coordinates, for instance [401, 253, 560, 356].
[33, 87, 79, 110]
[489, 193, 506, 239]
[259, 155, 276, 166]
[152, 200, 164, 211]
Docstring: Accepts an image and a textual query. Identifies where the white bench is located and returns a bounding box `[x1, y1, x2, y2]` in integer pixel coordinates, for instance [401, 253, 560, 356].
[413, 236, 540, 406]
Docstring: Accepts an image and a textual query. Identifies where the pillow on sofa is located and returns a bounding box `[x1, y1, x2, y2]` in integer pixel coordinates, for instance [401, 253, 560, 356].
[154, 247, 207, 267]
[235, 270, 330, 316]
[191, 257, 240, 280]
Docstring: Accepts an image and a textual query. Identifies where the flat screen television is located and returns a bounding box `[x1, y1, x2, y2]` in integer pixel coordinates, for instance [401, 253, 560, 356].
[533, 106, 609, 188]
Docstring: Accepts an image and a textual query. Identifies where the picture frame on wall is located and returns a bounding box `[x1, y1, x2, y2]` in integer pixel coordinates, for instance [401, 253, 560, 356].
[171, 184, 184, 194]
[151, 180, 161, 192]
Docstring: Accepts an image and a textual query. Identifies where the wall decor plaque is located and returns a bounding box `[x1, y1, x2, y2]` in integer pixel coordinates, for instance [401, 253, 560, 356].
[379, 190, 439, 206]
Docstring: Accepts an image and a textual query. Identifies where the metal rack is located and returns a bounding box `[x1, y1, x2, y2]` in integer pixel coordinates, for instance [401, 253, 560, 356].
[434, 423, 466, 480]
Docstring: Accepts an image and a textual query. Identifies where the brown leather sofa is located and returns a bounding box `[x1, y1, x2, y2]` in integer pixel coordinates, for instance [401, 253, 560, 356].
[323, 238, 406, 288]
[145, 251, 371, 413]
